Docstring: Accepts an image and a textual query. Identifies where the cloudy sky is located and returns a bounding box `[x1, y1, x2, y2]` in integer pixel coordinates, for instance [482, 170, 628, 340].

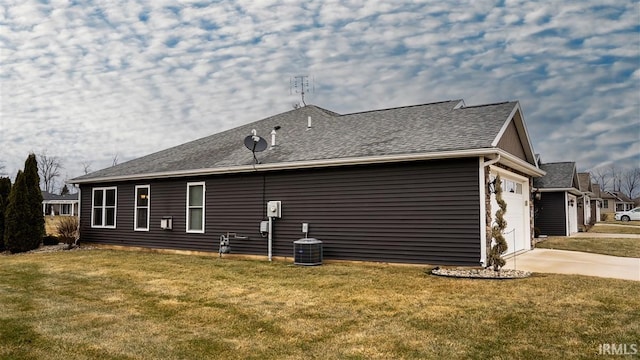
[1, 0, 638, 189]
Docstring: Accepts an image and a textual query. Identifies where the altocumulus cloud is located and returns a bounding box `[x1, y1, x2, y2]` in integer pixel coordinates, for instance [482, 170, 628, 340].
[0, 0, 638, 183]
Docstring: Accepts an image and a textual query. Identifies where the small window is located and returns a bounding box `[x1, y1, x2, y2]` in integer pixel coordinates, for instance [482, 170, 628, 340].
[500, 179, 521, 194]
[134, 185, 150, 231]
[603, 200, 608, 208]
[187, 182, 205, 233]
[61, 204, 71, 215]
[92, 187, 117, 228]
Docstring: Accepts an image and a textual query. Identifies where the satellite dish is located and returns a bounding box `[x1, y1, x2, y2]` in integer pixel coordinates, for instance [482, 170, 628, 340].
[244, 135, 268, 153]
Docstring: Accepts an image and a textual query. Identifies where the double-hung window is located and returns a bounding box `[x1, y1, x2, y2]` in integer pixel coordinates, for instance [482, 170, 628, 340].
[187, 182, 205, 233]
[92, 187, 117, 228]
[134, 185, 150, 231]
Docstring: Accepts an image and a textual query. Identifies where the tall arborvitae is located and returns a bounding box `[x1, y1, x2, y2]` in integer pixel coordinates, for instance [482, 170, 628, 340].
[0, 177, 12, 252]
[4, 154, 45, 253]
[4, 171, 30, 252]
[488, 174, 508, 271]
[23, 154, 45, 250]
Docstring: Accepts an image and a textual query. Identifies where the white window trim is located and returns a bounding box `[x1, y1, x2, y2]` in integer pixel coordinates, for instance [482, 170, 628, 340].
[91, 187, 117, 229]
[134, 185, 150, 231]
[186, 182, 205, 233]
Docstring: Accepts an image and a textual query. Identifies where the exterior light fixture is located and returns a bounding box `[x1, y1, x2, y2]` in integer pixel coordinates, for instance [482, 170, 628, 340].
[488, 178, 497, 194]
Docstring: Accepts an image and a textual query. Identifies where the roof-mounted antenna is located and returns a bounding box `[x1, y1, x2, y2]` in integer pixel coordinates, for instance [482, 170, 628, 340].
[290, 75, 314, 107]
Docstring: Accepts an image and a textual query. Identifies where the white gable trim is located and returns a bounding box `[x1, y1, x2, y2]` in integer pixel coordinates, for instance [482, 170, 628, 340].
[490, 102, 538, 167]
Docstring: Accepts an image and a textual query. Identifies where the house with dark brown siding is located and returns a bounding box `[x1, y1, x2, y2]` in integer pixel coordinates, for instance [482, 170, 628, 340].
[533, 162, 581, 236]
[72, 100, 544, 266]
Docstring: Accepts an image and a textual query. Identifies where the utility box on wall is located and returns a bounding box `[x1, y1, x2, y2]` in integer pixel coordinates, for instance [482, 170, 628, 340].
[160, 217, 173, 230]
[267, 201, 281, 218]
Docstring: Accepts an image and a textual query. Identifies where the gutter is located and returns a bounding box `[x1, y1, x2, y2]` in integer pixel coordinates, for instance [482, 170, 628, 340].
[72, 148, 545, 185]
[538, 187, 583, 196]
[483, 154, 500, 167]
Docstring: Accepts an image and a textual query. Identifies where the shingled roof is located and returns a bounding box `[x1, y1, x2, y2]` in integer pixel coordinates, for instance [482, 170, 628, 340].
[534, 162, 578, 189]
[41, 191, 78, 201]
[72, 100, 541, 183]
[577, 173, 593, 193]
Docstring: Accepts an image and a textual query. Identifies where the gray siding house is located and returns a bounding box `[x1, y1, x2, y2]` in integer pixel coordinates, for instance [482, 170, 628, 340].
[533, 162, 581, 236]
[72, 100, 544, 266]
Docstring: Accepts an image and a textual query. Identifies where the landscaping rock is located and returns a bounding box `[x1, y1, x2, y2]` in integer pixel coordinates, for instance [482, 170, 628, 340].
[431, 267, 531, 279]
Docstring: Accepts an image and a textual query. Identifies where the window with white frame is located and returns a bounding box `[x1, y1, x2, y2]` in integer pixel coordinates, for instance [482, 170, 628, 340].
[134, 185, 150, 231]
[92, 187, 117, 228]
[186, 182, 205, 233]
[501, 179, 522, 194]
[61, 204, 71, 215]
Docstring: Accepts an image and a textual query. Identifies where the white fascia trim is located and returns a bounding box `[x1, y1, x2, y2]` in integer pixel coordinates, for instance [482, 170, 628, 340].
[43, 200, 79, 204]
[538, 187, 582, 196]
[492, 108, 515, 148]
[479, 157, 487, 267]
[73, 148, 544, 184]
[494, 149, 545, 177]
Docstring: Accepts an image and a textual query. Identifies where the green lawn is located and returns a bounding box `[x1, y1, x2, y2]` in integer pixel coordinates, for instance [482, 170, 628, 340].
[590, 225, 640, 234]
[601, 220, 640, 227]
[1, 249, 639, 359]
[535, 237, 640, 258]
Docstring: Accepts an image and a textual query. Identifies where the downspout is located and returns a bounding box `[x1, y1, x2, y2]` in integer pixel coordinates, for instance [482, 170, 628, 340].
[484, 154, 501, 168]
[76, 187, 81, 246]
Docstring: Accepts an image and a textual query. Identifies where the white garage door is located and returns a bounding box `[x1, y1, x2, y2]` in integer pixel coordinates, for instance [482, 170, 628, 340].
[568, 194, 578, 235]
[490, 174, 529, 256]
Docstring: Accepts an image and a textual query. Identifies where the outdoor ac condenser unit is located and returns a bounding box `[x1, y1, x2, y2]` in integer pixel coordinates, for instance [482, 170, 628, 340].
[293, 238, 322, 266]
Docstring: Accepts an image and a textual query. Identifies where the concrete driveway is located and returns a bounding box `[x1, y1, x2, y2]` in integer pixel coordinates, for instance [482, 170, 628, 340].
[503, 249, 640, 281]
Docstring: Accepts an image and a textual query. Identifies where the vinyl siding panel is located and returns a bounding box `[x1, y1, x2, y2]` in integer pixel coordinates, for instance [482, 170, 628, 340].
[497, 120, 527, 162]
[534, 192, 567, 236]
[80, 159, 481, 265]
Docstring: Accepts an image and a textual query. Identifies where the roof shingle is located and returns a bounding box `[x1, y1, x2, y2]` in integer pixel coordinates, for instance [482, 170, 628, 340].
[73, 100, 522, 182]
[534, 162, 577, 189]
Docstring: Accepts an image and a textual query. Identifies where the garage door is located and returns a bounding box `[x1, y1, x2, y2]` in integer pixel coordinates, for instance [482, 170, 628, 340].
[568, 194, 578, 235]
[490, 174, 529, 256]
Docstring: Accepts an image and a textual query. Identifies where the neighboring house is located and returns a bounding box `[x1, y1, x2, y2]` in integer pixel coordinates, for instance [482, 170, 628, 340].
[610, 191, 635, 212]
[577, 173, 593, 227]
[590, 183, 603, 223]
[600, 191, 617, 215]
[42, 191, 79, 216]
[71, 100, 544, 266]
[533, 162, 581, 236]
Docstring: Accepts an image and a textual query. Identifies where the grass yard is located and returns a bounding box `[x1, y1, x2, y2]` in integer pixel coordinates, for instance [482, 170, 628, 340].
[1, 250, 639, 359]
[535, 237, 640, 258]
[590, 225, 640, 234]
[602, 219, 640, 227]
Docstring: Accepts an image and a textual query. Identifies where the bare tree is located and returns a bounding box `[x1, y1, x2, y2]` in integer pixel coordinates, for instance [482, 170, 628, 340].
[81, 161, 92, 175]
[591, 167, 611, 191]
[621, 167, 640, 199]
[37, 152, 63, 193]
[608, 164, 622, 192]
[112, 153, 119, 166]
[0, 161, 6, 176]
